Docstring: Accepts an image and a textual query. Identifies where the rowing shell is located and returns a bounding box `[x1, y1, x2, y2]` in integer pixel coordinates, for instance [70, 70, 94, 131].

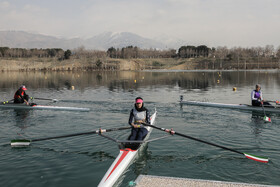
[98, 111, 157, 187]
[180, 100, 280, 113]
[0, 103, 90, 112]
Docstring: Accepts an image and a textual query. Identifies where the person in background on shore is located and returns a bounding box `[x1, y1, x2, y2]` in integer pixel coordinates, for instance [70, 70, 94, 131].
[128, 97, 150, 140]
[14, 85, 29, 105]
[251, 84, 270, 106]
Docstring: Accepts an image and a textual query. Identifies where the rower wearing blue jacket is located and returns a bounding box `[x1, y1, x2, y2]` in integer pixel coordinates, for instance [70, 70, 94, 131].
[128, 97, 150, 141]
[251, 84, 270, 106]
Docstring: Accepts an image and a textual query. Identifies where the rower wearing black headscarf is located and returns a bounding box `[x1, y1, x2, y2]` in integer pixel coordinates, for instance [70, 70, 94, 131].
[128, 97, 150, 141]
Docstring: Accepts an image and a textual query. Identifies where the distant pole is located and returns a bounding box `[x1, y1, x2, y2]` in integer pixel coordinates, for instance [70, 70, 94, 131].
[237, 55, 239, 70]
[271, 53, 274, 69]
[212, 56, 215, 69]
[257, 52, 259, 70]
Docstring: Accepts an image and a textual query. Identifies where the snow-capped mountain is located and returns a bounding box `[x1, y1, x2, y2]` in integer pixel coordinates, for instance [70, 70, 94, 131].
[0, 31, 184, 50]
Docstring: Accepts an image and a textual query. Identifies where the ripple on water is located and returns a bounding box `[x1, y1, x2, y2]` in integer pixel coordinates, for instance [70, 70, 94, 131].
[1, 71, 280, 187]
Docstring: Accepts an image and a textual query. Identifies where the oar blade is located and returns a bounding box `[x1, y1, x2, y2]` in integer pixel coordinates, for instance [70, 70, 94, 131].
[263, 116, 272, 123]
[244, 153, 269, 163]
[11, 139, 31, 147]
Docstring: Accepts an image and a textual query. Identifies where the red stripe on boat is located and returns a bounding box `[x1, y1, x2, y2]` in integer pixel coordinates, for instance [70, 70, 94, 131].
[105, 148, 136, 181]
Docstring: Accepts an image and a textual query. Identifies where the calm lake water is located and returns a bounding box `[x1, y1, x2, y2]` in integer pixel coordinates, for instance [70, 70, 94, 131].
[0, 70, 280, 187]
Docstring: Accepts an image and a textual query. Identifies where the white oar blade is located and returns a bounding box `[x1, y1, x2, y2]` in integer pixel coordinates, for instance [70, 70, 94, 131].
[244, 153, 269, 163]
[11, 140, 31, 146]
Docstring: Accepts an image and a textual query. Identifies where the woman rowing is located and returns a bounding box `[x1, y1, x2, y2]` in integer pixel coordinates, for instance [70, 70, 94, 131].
[128, 97, 150, 140]
[251, 84, 270, 106]
[14, 85, 29, 105]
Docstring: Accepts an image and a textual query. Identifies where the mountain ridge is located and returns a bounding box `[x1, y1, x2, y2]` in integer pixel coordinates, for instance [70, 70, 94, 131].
[0, 31, 185, 50]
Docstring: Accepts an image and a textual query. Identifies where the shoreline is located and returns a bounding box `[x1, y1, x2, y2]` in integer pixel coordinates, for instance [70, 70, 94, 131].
[0, 57, 279, 71]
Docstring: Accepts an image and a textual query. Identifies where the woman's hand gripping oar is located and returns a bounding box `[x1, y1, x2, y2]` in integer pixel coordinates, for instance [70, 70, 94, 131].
[142, 122, 269, 163]
[10, 127, 131, 146]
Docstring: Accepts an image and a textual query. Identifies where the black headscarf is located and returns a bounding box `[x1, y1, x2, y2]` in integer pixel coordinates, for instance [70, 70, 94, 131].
[134, 97, 146, 112]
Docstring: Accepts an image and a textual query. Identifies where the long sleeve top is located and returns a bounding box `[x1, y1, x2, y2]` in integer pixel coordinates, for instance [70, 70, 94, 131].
[251, 90, 263, 101]
[128, 107, 150, 129]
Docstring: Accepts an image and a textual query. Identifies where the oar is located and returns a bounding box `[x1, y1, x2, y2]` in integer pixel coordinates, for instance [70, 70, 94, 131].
[142, 123, 269, 163]
[266, 100, 280, 105]
[11, 126, 131, 146]
[261, 103, 271, 123]
[31, 97, 59, 102]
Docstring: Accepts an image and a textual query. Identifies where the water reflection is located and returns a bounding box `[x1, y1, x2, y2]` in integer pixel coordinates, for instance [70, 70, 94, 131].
[133, 145, 151, 176]
[250, 112, 266, 136]
[13, 109, 30, 126]
[13, 109, 32, 134]
[0, 71, 279, 92]
[250, 110, 277, 137]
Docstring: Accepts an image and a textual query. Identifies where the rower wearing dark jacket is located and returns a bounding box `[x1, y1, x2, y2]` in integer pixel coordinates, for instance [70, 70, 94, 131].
[14, 85, 29, 105]
[128, 97, 150, 141]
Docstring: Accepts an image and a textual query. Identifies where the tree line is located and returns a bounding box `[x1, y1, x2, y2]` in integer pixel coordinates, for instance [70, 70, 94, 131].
[106, 45, 212, 58]
[0, 45, 213, 59]
[107, 46, 177, 58]
[0, 47, 72, 59]
[1, 45, 280, 68]
[107, 45, 280, 59]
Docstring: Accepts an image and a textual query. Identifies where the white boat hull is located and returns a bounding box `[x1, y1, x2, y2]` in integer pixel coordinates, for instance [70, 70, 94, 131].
[0, 103, 90, 111]
[98, 112, 157, 187]
[180, 101, 280, 113]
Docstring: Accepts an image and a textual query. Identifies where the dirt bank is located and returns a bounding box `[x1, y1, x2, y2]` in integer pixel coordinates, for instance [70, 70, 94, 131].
[0, 57, 279, 71]
[0, 57, 191, 71]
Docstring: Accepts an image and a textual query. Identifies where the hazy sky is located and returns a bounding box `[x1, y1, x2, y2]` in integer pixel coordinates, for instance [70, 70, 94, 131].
[0, 0, 279, 47]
